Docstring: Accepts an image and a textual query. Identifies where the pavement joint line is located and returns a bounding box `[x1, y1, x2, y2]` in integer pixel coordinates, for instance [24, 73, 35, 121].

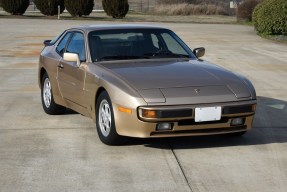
[0, 68, 37, 70]
[167, 140, 195, 192]
[0, 127, 94, 131]
[256, 89, 287, 90]
[253, 127, 287, 129]
[0, 90, 39, 93]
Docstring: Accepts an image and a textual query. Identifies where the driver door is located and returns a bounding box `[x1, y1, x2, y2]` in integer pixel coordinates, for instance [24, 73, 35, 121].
[57, 31, 88, 108]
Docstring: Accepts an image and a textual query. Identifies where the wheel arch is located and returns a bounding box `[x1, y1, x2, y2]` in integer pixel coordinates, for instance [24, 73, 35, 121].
[39, 67, 47, 88]
[93, 87, 107, 121]
[39, 66, 66, 109]
[95, 87, 107, 104]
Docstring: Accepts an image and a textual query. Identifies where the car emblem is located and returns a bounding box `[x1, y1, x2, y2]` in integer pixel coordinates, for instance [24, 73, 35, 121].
[194, 89, 200, 94]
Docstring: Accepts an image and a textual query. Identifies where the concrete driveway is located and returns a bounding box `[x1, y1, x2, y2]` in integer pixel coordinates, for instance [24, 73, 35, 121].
[0, 19, 286, 192]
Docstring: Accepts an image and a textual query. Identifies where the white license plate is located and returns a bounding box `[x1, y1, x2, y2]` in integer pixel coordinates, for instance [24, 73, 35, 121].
[195, 106, 222, 122]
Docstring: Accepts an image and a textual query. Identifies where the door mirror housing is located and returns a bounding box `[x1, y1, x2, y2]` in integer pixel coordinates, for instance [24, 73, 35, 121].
[193, 47, 205, 58]
[63, 53, 80, 67]
[43, 40, 52, 46]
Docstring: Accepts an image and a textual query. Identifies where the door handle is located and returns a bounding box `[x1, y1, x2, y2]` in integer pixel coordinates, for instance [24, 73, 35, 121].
[58, 63, 64, 69]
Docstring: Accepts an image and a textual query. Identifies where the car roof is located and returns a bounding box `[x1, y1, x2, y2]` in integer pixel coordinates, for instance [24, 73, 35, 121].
[69, 24, 168, 32]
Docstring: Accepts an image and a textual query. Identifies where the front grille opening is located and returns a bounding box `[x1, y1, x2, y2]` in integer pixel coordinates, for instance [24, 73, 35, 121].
[150, 126, 247, 136]
[178, 117, 229, 126]
[223, 105, 254, 114]
[158, 109, 193, 118]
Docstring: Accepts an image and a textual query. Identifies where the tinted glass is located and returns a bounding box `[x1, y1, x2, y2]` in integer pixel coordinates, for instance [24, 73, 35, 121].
[56, 32, 72, 56]
[66, 32, 86, 61]
[88, 29, 195, 62]
[161, 33, 188, 55]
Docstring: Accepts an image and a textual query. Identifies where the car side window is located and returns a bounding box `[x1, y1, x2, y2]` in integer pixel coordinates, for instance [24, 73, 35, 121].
[56, 32, 72, 56]
[66, 32, 86, 62]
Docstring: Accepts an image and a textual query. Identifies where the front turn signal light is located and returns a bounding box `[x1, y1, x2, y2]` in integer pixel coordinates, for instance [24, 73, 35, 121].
[118, 106, 132, 114]
[142, 109, 157, 118]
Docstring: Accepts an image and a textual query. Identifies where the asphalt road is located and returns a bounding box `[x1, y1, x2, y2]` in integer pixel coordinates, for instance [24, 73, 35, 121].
[0, 19, 286, 192]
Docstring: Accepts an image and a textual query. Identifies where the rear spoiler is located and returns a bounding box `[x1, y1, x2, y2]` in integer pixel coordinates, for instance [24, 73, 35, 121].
[43, 40, 52, 46]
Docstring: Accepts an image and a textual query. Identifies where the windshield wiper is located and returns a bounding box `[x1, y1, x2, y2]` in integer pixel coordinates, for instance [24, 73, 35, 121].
[143, 52, 189, 58]
[100, 55, 146, 61]
[99, 53, 189, 61]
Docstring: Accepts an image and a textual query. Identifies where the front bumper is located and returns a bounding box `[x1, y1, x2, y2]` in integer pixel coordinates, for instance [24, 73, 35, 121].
[113, 100, 256, 138]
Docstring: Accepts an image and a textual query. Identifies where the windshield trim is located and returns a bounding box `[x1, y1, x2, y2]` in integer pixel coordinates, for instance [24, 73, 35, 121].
[88, 28, 196, 62]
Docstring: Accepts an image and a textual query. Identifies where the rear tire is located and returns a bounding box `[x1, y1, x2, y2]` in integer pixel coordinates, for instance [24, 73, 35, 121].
[41, 73, 65, 115]
[96, 91, 127, 145]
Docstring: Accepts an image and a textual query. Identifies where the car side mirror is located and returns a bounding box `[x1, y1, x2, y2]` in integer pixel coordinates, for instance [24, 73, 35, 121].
[193, 47, 205, 58]
[63, 53, 80, 67]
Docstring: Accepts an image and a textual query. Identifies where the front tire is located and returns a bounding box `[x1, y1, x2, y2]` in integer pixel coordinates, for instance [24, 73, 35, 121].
[41, 73, 65, 115]
[96, 91, 127, 145]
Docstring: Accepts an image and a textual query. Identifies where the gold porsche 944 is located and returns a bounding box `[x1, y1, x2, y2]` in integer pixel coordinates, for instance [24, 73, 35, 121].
[38, 24, 257, 145]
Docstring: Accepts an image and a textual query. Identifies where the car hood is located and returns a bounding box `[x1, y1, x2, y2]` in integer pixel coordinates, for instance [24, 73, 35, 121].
[100, 59, 251, 104]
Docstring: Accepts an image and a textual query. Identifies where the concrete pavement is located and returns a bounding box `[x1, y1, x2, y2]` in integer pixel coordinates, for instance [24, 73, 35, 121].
[0, 18, 286, 192]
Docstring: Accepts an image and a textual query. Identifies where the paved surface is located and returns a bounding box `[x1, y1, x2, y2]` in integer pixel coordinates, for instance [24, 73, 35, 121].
[0, 19, 286, 192]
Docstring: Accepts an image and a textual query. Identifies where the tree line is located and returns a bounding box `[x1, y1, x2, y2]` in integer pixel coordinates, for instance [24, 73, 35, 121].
[0, 0, 129, 19]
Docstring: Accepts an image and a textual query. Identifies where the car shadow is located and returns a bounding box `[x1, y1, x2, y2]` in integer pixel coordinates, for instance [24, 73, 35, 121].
[64, 108, 78, 115]
[126, 96, 287, 149]
[53, 108, 78, 115]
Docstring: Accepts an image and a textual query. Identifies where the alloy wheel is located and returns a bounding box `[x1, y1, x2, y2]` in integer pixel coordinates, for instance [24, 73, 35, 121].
[99, 99, 112, 137]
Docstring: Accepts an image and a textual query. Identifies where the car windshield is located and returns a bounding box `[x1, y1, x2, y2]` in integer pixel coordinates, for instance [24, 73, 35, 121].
[88, 29, 195, 62]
